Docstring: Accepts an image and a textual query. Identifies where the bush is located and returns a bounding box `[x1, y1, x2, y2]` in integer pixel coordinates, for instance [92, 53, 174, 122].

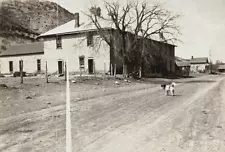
[13, 71, 26, 77]
[1, 45, 7, 50]
[0, 73, 5, 77]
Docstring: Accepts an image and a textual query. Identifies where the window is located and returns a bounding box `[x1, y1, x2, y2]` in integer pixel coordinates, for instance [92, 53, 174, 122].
[56, 35, 62, 49]
[9, 61, 13, 72]
[37, 59, 41, 72]
[87, 32, 93, 46]
[79, 56, 85, 69]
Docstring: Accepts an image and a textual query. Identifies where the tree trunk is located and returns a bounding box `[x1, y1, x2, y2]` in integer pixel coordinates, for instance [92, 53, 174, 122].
[114, 64, 116, 77]
[138, 66, 142, 78]
[122, 63, 128, 78]
[121, 34, 128, 78]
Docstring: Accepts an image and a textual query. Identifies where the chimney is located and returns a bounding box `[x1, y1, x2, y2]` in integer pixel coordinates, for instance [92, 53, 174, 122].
[74, 13, 80, 28]
[191, 56, 193, 59]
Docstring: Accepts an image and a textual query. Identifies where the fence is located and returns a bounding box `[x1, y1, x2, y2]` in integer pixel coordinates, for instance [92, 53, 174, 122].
[0, 58, 119, 84]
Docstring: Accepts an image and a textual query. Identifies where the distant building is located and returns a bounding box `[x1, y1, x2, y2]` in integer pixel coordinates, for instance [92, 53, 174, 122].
[217, 64, 225, 73]
[0, 42, 44, 75]
[175, 60, 190, 77]
[189, 56, 209, 73]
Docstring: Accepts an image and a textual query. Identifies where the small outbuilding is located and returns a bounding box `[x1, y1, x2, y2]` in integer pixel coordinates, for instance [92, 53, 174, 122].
[175, 61, 190, 77]
[0, 42, 44, 75]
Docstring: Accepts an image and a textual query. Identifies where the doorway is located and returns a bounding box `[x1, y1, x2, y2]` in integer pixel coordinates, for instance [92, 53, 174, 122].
[88, 59, 94, 74]
[58, 60, 63, 74]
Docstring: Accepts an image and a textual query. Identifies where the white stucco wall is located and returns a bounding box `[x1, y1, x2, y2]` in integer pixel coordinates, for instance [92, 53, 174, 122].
[43, 34, 110, 74]
[0, 54, 44, 74]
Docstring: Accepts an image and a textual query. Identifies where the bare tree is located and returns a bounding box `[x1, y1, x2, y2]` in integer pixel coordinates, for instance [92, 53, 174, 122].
[85, 1, 181, 78]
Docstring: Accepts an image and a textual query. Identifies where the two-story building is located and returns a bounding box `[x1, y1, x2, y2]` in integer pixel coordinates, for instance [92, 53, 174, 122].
[38, 13, 176, 76]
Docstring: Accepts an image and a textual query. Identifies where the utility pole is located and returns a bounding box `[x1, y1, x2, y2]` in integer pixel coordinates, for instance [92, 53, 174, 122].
[209, 49, 212, 74]
[66, 56, 72, 152]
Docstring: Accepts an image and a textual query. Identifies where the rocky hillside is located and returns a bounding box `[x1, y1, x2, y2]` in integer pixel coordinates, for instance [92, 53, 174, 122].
[0, 0, 74, 52]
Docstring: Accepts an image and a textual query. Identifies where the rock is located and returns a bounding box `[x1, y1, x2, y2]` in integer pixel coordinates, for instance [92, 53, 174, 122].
[46, 102, 51, 104]
[202, 110, 207, 115]
[76, 98, 81, 101]
[95, 82, 100, 85]
[115, 81, 120, 85]
[124, 79, 128, 82]
[6, 97, 10, 100]
[58, 74, 64, 77]
[72, 80, 76, 83]
[26, 96, 32, 99]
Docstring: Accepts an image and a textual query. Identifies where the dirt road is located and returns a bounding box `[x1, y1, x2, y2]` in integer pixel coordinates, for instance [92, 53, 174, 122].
[0, 75, 225, 152]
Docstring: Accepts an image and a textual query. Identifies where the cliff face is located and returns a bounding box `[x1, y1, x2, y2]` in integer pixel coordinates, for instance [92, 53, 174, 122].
[0, 0, 74, 53]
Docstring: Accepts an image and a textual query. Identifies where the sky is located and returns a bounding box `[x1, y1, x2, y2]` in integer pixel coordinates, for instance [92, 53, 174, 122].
[47, 0, 225, 63]
[1, 0, 225, 62]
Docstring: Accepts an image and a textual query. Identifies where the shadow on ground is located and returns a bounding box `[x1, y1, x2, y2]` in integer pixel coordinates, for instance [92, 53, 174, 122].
[173, 94, 182, 97]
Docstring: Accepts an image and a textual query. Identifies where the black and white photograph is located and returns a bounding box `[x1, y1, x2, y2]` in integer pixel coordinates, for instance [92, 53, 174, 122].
[0, 0, 225, 151]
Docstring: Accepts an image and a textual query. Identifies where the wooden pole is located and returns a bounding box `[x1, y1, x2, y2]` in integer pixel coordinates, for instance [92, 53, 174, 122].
[45, 61, 49, 83]
[20, 60, 23, 84]
[114, 64, 116, 77]
[80, 68, 82, 77]
[94, 61, 96, 77]
[110, 64, 113, 76]
[104, 62, 106, 75]
[65, 62, 67, 81]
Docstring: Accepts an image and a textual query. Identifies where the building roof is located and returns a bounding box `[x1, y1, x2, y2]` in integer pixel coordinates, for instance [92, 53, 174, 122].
[38, 16, 176, 47]
[38, 19, 114, 37]
[217, 64, 225, 70]
[189, 57, 209, 64]
[175, 56, 189, 62]
[0, 42, 44, 57]
[176, 61, 190, 67]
